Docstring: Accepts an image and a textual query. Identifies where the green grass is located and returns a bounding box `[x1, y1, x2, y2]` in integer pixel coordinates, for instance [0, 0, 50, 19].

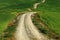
[0, 13, 16, 34]
[36, 0, 60, 35]
[37, 11, 60, 34]
[0, 0, 60, 40]
[0, 0, 31, 35]
[0, 8, 28, 35]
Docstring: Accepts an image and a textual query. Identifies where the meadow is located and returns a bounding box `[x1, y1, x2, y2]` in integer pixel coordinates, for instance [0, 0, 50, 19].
[0, 0, 60, 40]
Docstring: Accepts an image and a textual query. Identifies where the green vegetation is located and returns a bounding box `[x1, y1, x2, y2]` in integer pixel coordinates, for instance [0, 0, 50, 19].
[0, 0, 60, 40]
[37, 0, 60, 35]
[0, 0, 30, 35]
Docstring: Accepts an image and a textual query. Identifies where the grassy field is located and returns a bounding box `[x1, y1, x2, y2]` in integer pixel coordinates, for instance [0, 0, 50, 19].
[0, 0, 60, 40]
[37, 0, 60, 35]
[0, 0, 28, 35]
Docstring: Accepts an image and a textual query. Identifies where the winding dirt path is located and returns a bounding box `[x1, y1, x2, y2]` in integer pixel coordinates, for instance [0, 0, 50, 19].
[15, 12, 55, 40]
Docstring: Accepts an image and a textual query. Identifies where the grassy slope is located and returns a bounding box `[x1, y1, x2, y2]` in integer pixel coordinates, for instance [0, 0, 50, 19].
[0, 0, 60, 37]
[0, 0, 28, 35]
[0, 0, 35, 35]
[37, 0, 60, 35]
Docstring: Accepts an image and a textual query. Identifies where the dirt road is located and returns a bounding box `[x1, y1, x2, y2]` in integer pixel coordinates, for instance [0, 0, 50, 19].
[15, 12, 55, 40]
